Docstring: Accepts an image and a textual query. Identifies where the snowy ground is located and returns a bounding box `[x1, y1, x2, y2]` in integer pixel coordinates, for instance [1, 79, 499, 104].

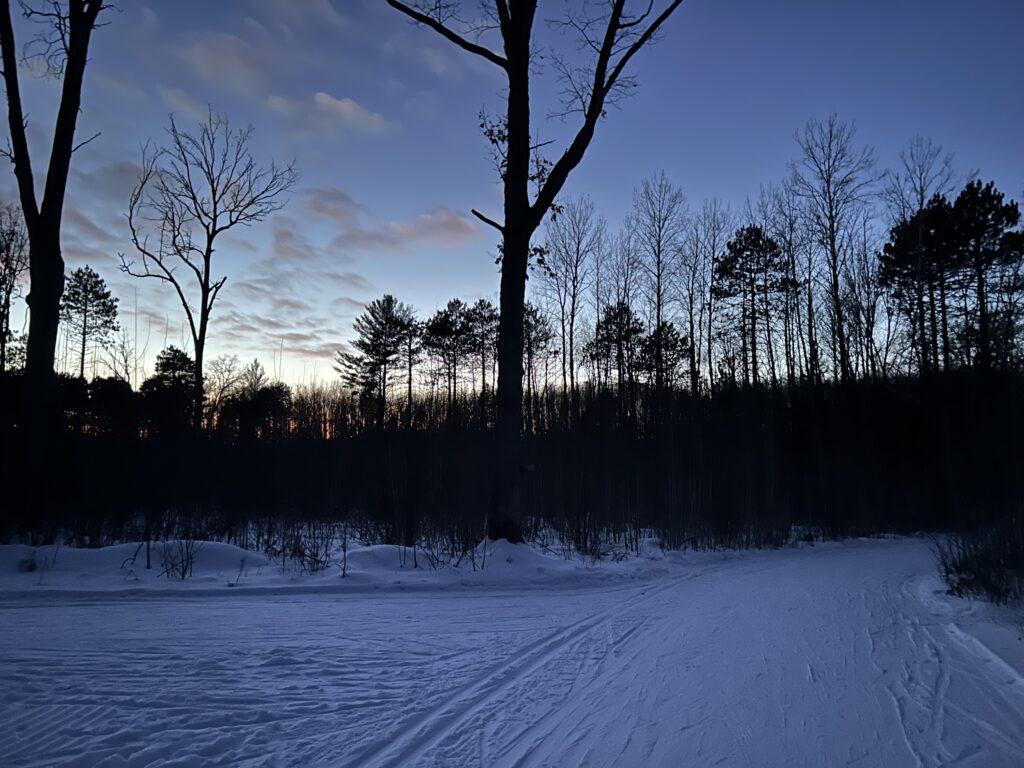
[1, 538, 1022, 767]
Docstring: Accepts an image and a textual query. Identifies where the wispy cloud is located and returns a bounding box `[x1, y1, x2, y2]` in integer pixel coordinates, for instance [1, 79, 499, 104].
[333, 208, 479, 253]
[268, 91, 397, 136]
[303, 185, 368, 222]
[181, 33, 267, 94]
[157, 86, 208, 122]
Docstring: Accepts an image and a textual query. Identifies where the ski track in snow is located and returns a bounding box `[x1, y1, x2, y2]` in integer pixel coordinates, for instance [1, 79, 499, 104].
[0, 539, 1021, 767]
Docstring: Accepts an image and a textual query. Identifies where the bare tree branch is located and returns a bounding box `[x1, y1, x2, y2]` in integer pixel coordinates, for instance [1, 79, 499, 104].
[386, 0, 508, 70]
[471, 207, 504, 233]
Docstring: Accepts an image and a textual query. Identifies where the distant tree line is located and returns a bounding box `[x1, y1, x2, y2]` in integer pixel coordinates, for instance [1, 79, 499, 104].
[0, 117, 1021, 601]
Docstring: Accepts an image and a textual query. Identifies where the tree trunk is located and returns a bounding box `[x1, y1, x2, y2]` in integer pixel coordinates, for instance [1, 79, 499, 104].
[79, 302, 88, 380]
[489, 11, 533, 542]
[975, 254, 990, 369]
[687, 295, 698, 394]
[492, 230, 528, 541]
[939, 276, 951, 371]
[0, 293, 8, 373]
[406, 345, 413, 428]
[25, 235, 63, 424]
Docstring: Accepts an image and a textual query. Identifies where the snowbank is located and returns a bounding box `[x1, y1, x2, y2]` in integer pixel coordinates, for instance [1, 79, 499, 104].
[0, 536, 691, 598]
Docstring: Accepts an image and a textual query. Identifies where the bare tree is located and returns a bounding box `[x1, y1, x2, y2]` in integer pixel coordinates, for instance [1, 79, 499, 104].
[632, 173, 686, 390]
[105, 327, 144, 387]
[542, 195, 602, 418]
[0, 201, 28, 373]
[386, 0, 685, 536]
[205, 353, 241, 426]
[768, 184, 814, 386]
[883, 135, 959, 223]
[692, 198, 732, 391]
[588, 224, 611, 389]
[790, 115, 876, 383]
[0, 0, 108, 418]
[122, 110, 297, 429]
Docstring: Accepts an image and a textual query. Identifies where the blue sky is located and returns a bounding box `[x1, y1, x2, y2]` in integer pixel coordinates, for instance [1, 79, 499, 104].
[3, 0, 1022, 382]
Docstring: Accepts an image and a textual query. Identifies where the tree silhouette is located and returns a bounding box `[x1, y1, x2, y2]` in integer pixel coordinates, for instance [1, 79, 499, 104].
[639, 321, 688, 390]
[633, 173, 686, 391]
[336, 295, 415, 425]
[145, 346, 195, 391]
[951, 181, 1021, 369]
[466, 298, 499, 416]
[790, 115, 876, 382]
[522, 301, 553, 432]
[60, 265, 118, 380]
[589, 301, 644, 418]
[386, 0, 685, 535]
[543, 196, 601, 417]
[0, 0, 108, 427]
[0, 202, 28, 374]
[423, 299, 471, 417]
[398, 313, 422, 428]
[713, 225, 791, 387]
[880, 195, 957, 373]
[140, 346, 195, 433]
[122, 109, 297, 430]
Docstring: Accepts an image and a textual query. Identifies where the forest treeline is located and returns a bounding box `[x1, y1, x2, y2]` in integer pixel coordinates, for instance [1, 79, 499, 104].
[1, 121, 1022, 605]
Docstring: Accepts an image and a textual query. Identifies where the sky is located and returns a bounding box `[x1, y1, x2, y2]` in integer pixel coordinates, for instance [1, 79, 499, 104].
[2, 0, 1022, 384]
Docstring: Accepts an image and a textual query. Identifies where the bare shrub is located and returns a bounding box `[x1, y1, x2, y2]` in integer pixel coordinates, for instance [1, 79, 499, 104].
[936, 518, 1024, 605]
[288, 521, 336, 573]
[159, 539, 203, 580]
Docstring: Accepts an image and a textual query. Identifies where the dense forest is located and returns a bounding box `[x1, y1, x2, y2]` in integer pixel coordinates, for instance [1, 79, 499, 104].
[0, 2, 1021, 604]
[2, 119, 1022, 600]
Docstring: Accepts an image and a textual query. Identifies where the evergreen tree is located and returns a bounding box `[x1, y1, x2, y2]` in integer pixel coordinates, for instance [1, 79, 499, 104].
[713, 226, 791, 386]
[951, 181, 1021, 369]
[423, 299, 471, 415]
[144, 346, 196, 391]
[589, 301, 645, 404]
[397, 314, 423, 428]
[336, 295, 415, 423]
[879, 194, 958, 373]
[639, 321, 689, 389]
[140, 346, 195, 432]
[522, 301, 555, 432]
[59, 265, 119, 380]
[466, 298, 499, 403]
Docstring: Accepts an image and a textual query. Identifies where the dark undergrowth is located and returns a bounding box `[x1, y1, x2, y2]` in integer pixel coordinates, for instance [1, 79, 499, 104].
[936, 518, 1024, 605]
[1, 371, 1021, 601]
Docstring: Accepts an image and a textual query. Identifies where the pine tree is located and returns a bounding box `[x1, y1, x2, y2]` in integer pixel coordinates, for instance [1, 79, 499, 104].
[879, 194, 958, 373]
[590, 301, 645, 403]
[60, 265, 119, 380]
[713, 226, 791, 386]
[336, 295, 416, 424]
[423, 299, 471, 416]
[466, 298, 499, 403]
[951, 181, 1021, 369]
[144, 346, 196, 391]
[640, 321, 688, 389]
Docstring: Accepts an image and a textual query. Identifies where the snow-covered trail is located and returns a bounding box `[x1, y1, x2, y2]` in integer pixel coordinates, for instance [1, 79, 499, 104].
[1, 539, 1021, 767]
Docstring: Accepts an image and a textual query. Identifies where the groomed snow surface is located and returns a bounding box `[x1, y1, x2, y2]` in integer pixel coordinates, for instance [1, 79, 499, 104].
[1, 538, 1022, 767]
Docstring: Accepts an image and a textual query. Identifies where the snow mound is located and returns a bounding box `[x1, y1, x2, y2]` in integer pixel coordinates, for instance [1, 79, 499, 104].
[0, 538, 679, 597]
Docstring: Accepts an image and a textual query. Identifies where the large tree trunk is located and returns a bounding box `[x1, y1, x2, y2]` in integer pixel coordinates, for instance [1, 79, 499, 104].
[492, 229, 528, 541]
[25, 235, 64, 420]
[2, 0, 104, 432]
[489, 9, 533, 542]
